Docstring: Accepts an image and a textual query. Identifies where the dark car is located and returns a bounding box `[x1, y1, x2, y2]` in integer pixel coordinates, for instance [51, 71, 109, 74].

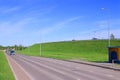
[10, 49, 15, 55]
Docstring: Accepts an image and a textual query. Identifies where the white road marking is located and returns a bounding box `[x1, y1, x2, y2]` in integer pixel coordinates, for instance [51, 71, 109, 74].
[5, 54, 19, 80]
[88, 70, 94, 73]
[19, 55, 80, 80]
[66, 65, 71, 67]
[59, 63, 63, 64]
[5, 53, 34, 80]
[106, 74, 114, 77]
[76, 67, 80, 69]
[17, 54, 120, 80]
[74, 71, 102, 80]
[18, 56, 63, 80]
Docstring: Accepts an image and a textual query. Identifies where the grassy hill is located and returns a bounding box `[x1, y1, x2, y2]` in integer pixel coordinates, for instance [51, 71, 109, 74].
[18, 40, 120, 62]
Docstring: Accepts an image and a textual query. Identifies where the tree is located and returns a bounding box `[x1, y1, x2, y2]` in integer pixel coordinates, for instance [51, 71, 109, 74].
[19, 44, 23, 50]
[14, 44, 18, 50]
[0, 45, 4, 50]
[110, 33, 115, 40]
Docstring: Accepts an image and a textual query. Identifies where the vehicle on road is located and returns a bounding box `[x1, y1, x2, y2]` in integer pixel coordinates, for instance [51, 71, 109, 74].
[10, 49, 15, 55]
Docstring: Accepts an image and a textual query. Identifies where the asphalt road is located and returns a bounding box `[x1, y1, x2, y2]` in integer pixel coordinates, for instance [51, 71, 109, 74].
[9, 54, 120, 80]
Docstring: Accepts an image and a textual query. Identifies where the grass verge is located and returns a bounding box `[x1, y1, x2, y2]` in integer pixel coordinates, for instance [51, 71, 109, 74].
[0, 51, 15, 80]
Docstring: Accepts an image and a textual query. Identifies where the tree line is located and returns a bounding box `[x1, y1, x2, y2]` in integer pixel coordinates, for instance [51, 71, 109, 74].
[0, 45, 27, 50]
[92, 33, 118, 40]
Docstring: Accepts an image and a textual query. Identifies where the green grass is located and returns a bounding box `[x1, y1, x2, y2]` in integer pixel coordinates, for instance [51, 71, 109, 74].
[18, 40, 120, 62]
[0, 51, 15, 80]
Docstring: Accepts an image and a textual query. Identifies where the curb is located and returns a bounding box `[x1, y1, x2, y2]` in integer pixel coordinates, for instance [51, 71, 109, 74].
[40, 56, 120, 71]
[66, 60, 120, 71]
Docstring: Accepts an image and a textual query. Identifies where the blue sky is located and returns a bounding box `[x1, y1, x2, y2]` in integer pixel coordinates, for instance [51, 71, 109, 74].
[0, 0, 120, 46]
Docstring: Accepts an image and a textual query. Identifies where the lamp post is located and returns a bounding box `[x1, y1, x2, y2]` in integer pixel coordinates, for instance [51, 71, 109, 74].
[28, 46, 30, 54]
[101, 8, 110, 46]
[40, 42, 42, 56]
[40, 34, 42, 56]
[107, 17, 110, 47]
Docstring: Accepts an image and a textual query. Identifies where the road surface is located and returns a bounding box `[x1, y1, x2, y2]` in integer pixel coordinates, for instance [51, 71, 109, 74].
[7, 53, 120, 80]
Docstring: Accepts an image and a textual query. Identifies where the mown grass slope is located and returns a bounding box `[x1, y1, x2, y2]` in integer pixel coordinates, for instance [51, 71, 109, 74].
[0, 51, 15, 80]
[18, 40, 120, 62]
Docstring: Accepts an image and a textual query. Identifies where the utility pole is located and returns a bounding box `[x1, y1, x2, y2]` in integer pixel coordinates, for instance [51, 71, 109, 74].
[101, 8, 110, 46]
[40, 42, 42, 56]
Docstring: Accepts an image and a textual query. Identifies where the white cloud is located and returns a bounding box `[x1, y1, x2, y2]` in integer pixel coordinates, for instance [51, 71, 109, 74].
[0, 6, 20, 14]
[69, 18, 120, 40]
[96, 18, 120, 28]
[0, 5, 57, 37]
[0, 18, 33, 36]
[87, 29, 120, 39]
[37, 16, 82, 36]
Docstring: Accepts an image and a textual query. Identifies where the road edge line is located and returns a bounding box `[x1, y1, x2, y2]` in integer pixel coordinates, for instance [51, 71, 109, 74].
[4, 52, 18, 80]
[4, 52, 34, 80]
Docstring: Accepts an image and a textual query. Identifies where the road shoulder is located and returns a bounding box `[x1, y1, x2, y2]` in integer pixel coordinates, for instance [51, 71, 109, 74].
[4, 52, 32, 80]
[68, 60, 120, 71]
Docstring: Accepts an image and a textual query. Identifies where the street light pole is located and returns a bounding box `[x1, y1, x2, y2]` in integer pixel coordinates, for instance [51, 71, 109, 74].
[101, 8, 110, 46]
[28, 46, 30, 54]
[40, 42, 42, 56]
[40, 34, 42, 56]
[107, 17, 110, 47]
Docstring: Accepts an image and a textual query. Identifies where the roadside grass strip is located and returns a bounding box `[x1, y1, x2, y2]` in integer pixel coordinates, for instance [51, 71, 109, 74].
[0, 51, 15, 80]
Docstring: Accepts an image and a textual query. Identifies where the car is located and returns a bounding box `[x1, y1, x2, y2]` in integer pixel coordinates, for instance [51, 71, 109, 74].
[10, 50, 15, 55]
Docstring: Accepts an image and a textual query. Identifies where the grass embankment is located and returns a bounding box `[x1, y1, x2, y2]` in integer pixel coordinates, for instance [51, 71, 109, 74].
[18, 40, 120, 62]
[0, 51, 15, 80]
